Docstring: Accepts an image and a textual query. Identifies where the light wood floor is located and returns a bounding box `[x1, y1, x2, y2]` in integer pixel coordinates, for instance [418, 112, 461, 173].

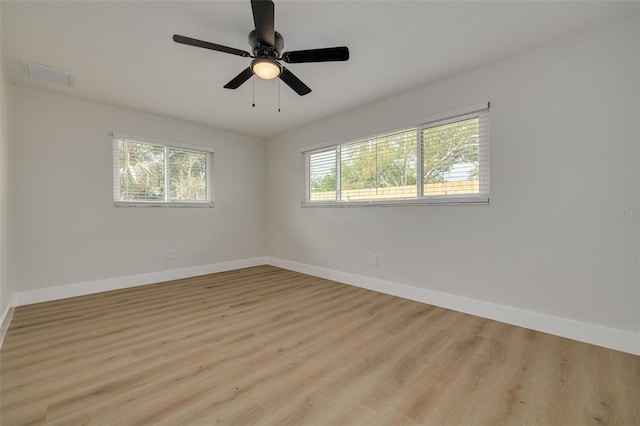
[1, 266, 638, 425]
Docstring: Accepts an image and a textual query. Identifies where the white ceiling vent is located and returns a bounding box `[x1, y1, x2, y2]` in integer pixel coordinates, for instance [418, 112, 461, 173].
[22, 61, 75, 87]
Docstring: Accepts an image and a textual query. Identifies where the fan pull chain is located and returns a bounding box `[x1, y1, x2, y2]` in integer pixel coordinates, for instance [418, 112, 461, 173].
[278, 79, 281, 112]
[252, 77, 256, 108]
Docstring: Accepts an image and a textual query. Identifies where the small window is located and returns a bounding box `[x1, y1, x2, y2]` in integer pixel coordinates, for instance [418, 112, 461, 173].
[420, 112, 489, 199]
[340, 128, 417, 202]
[113, 134, 213, 207]
[303, 104, 489, 206]
[309, 149, 338, 202]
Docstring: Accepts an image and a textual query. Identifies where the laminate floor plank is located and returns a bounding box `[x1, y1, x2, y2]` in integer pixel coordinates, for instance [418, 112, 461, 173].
[1, 265, 638, 425]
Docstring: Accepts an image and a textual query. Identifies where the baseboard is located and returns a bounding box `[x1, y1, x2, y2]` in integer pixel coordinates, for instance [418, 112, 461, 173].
[10, 256, 639, 355]
[266, 257, 640, 356]
[13, 257, 267, 307]
[0, 297, 15, 349]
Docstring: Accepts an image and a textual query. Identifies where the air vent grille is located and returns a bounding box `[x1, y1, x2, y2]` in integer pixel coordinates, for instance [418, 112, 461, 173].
[23, 61, 75, 87]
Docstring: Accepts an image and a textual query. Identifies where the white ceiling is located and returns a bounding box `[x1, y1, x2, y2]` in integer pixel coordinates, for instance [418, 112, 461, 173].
[2, 1, 638, 138]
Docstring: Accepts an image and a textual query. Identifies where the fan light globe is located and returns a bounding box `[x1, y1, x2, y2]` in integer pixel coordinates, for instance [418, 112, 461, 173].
[252, 60, 281, 80]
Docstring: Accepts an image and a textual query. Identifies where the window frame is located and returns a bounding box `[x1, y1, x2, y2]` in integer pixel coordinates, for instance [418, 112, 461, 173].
[302, 103, 489, 207]
[112, 132, 214, 208]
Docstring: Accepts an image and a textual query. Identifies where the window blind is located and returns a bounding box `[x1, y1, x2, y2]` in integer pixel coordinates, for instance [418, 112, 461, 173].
[420, 108, 490, 200]
[112, 134, 214, 207]
[303, 103, 489, 206]
[308, 149, 338, 202]
[340, 129, 417, 202]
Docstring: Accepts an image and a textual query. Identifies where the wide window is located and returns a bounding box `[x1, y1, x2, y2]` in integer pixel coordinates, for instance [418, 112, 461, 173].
[113, 133, 213, 207]
[303, 104, 489, 206]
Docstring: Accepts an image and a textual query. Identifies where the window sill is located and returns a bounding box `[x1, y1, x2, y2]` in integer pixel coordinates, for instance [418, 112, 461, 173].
[114, 201, 214, 208]
[302, 195, 489, 207]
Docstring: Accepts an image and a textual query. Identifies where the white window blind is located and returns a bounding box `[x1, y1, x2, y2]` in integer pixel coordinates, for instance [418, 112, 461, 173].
[340, 129, 417, 202]
[112, 134, 214, 207]
[420, 108, 490, 201]
[303, 104, 489, 206]
[308, 149, 338, 201]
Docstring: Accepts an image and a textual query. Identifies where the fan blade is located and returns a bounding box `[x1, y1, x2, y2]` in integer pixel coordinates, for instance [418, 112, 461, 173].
[251, 0, 275, 47]
[279, 67, 311, 96]
[224, 67, 254, 89]
[282, 46, 349, 64]
[173, 34, 251, 58]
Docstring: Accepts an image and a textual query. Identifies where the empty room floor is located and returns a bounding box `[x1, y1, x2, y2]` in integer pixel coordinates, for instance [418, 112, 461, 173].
[1, 265, 638, 425]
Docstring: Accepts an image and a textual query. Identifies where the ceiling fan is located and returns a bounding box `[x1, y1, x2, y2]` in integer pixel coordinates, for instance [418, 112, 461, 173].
[173, 0, 349, 96]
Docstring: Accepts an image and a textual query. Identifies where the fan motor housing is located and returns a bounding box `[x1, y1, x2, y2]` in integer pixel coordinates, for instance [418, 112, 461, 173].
[249, 30, 284, 59]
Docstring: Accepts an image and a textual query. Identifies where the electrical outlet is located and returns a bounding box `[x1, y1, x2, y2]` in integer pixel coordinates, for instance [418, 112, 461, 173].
[167, 249, 175, 260]
[370, 254, 378, 266]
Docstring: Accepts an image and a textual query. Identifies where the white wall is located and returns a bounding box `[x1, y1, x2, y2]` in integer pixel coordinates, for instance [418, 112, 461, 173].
[266, 14, 639, 349]
[3, 11, 638, 354]
[11, 86, 266, 293]
[0, 43, 14, 321]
